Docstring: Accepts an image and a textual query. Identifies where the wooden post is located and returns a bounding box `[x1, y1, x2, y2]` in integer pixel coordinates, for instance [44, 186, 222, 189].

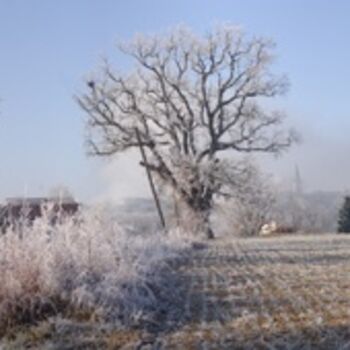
[134, 128, 166, 230]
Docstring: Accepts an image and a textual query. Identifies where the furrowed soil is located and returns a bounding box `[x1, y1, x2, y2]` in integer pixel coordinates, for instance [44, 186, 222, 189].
[3, 234, 350, 349]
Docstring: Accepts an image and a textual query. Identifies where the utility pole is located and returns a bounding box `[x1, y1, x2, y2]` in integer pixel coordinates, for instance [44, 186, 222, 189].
[134, 128, 166, 230]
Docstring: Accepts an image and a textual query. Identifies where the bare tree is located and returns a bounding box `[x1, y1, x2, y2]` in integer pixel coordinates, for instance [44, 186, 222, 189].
[78, 24, 296, 238]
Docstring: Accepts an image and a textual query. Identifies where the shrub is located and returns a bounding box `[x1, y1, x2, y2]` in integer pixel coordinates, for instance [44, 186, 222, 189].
[0, 205, 191, 335]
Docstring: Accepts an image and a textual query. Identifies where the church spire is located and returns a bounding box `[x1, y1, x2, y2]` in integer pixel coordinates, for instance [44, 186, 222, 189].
[294, 164, 303, 195]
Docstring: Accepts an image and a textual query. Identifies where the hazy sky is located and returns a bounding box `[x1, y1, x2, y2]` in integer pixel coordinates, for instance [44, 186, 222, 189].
[0, 0, 349, 202]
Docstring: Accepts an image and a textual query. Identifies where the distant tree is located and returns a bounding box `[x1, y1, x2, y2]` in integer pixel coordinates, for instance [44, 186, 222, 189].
[337, 196, 350, 233]
[78, 24, 296, 238]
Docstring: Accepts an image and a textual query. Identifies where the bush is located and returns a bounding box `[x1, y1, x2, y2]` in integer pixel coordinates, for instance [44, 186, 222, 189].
[0, 205, 191, 335]
[216, 163, 275, 237]
[337, 196, 350, 233]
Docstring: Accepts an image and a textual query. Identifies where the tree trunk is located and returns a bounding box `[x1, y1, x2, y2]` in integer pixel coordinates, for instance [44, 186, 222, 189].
[203, 213, 215, 239]
[186, 188, 215, 239]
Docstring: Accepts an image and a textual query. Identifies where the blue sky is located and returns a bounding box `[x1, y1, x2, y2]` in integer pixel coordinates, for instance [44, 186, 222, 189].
[0, 0, 349, 201]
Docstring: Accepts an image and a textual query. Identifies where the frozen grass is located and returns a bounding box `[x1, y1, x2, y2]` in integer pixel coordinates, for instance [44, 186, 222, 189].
[1, 209, 350, 349]
[161, 234, 350, 349]
[0, 205, 192, 337]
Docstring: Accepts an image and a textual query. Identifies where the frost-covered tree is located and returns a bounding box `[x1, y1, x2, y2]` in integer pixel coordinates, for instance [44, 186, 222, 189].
[78, 24, 296, 238]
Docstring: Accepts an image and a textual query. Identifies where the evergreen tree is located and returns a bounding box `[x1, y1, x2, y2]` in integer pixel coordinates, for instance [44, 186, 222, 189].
[337, 196, 350, 233]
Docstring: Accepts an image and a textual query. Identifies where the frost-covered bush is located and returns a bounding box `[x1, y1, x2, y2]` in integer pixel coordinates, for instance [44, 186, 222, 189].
[216, 163, 276, 237]
[0, 205, 191, 335]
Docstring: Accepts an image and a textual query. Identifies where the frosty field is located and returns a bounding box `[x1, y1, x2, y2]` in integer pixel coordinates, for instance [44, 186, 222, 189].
[161, 234, 350, 349]
[3, 230, 350, 349]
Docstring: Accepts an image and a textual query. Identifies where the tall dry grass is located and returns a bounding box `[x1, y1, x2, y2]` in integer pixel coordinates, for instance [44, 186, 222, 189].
[0, 205, 191, 335]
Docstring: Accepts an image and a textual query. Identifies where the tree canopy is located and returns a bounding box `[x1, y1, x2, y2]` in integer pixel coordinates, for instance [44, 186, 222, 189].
[78, 24, 296, 237]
